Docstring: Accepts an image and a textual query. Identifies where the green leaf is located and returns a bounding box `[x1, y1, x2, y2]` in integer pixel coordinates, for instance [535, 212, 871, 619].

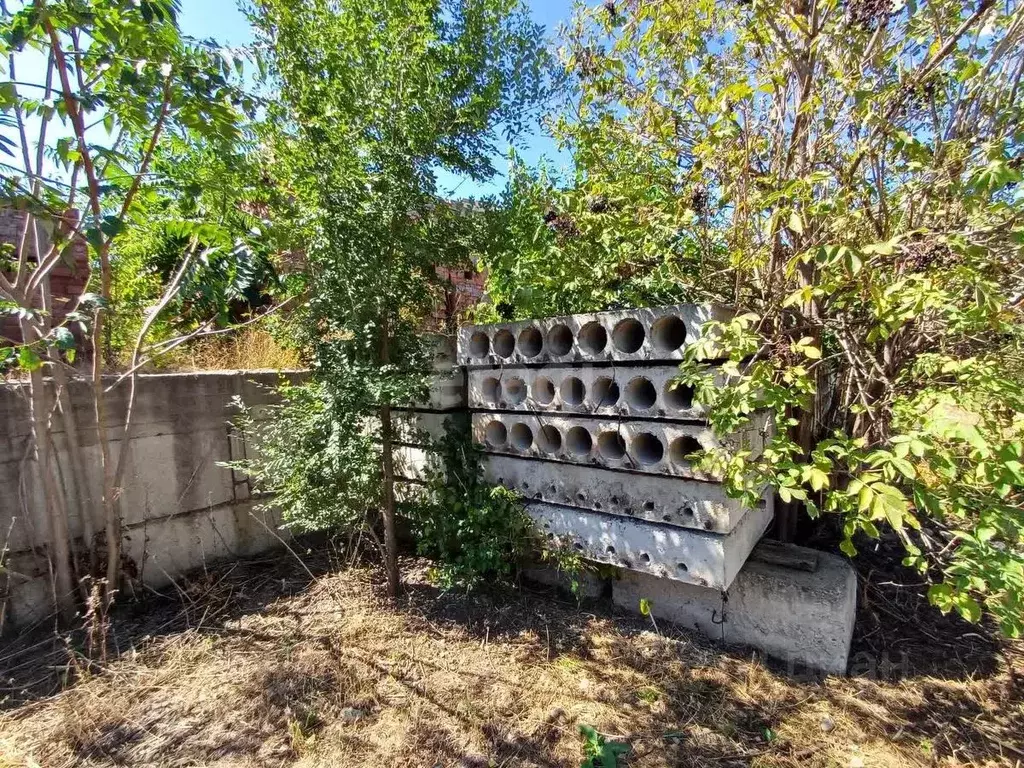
[50, 327, 75, 351]
[639, 598, 652, 616]
[17, 346, 42, 372]
[788, 211, 803, 234]
[956, 596, 982, 624]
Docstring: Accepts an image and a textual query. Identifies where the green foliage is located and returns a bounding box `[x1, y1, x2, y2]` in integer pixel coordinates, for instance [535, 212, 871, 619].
[409, 420, 537, 590]
[579, 724, 630, 768]
[488, 0, 1024, 635]
[225, 380, 380, 533]
[242, 0, 549, 561]
[105, 138, 296, 365]
[1, 0, 254, 371]
[475, 157, 716, 322]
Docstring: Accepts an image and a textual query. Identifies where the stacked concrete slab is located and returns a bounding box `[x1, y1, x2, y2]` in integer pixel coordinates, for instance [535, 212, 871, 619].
[458, 304, 856, 674]
[391, 335, 465, 492]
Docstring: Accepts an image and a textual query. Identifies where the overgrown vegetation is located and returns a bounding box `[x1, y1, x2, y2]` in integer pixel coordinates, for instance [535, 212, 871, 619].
[240, 0, 549, 595]
[476, 0, 1024, 636]
[1, 0, 1020, 649]
[409, 421, 538, 591]
[0, 0, 273, 616]
[104, 137, 298, 368]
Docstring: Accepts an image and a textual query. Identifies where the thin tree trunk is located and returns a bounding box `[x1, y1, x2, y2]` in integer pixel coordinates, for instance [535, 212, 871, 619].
[51, 364, 96, 569]
[20, 320, 76, 622]
[379, 312, 400, 598]
[92, 314, 119, 604]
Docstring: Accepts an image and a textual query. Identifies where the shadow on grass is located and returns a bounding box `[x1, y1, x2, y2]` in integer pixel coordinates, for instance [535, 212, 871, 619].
[1, 537, 1019, 766]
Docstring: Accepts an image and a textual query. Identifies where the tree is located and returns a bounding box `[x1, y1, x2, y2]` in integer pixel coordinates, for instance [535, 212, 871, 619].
[1, 0, 255, 617]
[489, 0, 1023, 634]
[245, 0, 547, 596]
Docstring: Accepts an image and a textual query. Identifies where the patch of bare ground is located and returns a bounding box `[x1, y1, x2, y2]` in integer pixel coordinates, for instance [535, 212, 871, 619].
[0, 544, 1020, 768]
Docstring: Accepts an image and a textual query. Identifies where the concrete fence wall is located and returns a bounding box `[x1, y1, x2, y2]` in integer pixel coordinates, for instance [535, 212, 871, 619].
[0, 370, 300, 631]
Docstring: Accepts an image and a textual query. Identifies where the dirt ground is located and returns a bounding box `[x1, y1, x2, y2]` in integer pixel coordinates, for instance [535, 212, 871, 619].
[0, 544, 1021, 768]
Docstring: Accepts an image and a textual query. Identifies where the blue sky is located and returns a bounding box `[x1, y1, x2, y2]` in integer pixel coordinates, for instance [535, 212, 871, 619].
[178, 0, 578, 199]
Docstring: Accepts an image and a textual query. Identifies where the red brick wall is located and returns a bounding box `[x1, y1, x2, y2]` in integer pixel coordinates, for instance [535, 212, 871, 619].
[430, 265, 486, 333]
[1, 208, 90, 347]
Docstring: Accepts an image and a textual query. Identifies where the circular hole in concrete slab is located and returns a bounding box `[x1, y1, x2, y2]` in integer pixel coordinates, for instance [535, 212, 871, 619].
[651, 315, 687, 352]
[537, 425, 562, 453]
[547, 324, 573, 356]
[492, 329, 515, 358]
[606, 546, 616, 555]
[559, 376, 586, 406]
[612, 318, 645, 353]
[640, 553, 651, 563]
[681, 506, 694, 518]
[482, 377, 502, 403]
[469, 331, 490, 358]
[625, 376, 657, 410]
[669, 436, 702, 465]
[517, 326, 543, 358]
[573, 542, 584, 551]
[485, 420, 508, 448]
[591, 377, 620, 407]
[644, 501, 655, 512]
[566, 426, 593, 457]
[677, 562, 688, 572]
[578, 322, 608, 355]
[664, 381, 694, 410]
[533, 376, 555, 406]
[631, 432, 665, 466]
[597, 431, 626, 460]
[505, 377, 527, 405]
[510, 423, 533, 451]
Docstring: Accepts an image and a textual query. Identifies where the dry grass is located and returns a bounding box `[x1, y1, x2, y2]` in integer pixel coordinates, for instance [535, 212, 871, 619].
[157, 327, 301, 372]
[0, 549, 1020, 768]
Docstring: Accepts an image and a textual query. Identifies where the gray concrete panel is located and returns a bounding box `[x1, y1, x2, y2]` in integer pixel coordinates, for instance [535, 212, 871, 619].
[471, 412, 771, 480]
[482, 454, 759, 534]
[468, 365, 710, 419]
[458, 303, 732, 366]
[527, 498, 772, 591]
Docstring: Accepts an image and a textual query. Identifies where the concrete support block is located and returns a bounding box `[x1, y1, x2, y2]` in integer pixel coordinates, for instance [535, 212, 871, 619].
[612, 566, 726, 639]
[723, 547, 857, 676]
[483, 454, 759, 534]
[468, 365, 711, 420]
[528, 499, 773, 591]
[425, 334, 457, 370]
[612, 543, 857, 675]
[472, 412, 771, 481]
[458, 303, 732, 367]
